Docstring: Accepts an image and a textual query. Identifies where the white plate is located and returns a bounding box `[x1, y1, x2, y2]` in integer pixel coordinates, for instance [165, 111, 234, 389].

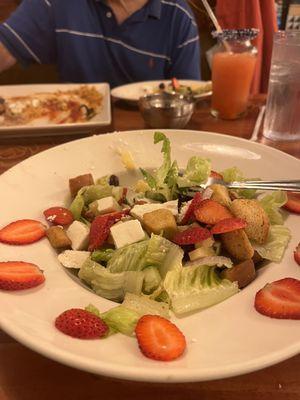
[111, 80, 212, 102]
[0, 130, 299, 383]
[0, 83, 111, 137]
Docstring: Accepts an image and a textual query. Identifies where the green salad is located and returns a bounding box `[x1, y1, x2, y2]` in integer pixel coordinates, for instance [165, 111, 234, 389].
[45, 132, 291, 335]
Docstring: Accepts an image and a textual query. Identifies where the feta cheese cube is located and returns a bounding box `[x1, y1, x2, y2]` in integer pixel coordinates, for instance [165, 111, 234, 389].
[130, 200, 178, 220]
[110, 219, 146, 249]
[95, 196, 121, 214]
[58, 250, 90, 269]
[66, 221, 90, 250]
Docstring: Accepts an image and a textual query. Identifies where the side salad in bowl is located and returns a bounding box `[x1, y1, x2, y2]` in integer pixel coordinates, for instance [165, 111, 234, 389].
[0, 131, 299, 362]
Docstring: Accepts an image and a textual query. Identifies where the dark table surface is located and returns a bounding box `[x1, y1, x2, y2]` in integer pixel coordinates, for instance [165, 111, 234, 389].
[0, 95, 299, 400]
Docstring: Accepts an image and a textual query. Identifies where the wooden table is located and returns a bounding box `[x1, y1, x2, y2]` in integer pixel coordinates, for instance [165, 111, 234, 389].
[0, 96, 299, 400]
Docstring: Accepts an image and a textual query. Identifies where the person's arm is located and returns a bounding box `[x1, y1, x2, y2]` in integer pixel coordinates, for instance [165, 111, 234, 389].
[0, 42, 16, 73]
[0, 0, 56, 68]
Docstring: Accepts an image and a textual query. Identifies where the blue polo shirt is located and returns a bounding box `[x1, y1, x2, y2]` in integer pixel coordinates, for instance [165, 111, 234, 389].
[0, 0, 201, 87]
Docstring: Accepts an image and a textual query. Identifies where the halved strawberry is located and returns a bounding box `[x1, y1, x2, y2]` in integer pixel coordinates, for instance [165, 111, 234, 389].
[294, 243, 300, 266]
[194, 199, 233, 225]
[43, 207, 74, 226]
[210, 217, 247, 235]
[210, 170, 223, 180]
[173, 226, 211, 245]
[284, 192, 300, 214]
[0, 219, 46, 245]
[55, 308, 108, 339]
[180, 192, 203, 225]
[135, 315, 186, 361]
[0, 261, 45, 291]
[254, 278, 300, 319]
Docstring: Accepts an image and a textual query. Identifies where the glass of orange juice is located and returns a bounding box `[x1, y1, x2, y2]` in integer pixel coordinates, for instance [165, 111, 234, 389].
[211, 29, 258, 120]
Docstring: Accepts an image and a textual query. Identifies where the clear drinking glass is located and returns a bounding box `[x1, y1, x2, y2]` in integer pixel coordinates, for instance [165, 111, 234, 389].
[211, 29, 258, 120]
[263, 31, 300, 141]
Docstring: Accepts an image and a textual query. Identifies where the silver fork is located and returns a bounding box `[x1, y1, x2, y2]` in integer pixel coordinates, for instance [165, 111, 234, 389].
[188, 177, 300, 193]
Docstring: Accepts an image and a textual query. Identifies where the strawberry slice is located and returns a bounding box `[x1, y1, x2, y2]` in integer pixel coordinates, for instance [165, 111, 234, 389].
[173, 226, 211, 245]
[43, 207, 74, 226]
[88, 215, 113, 251]
[0, 261, 45, 291]
[55, 308, 108, 339]
[135, 315, 186, 361]
[254, 278, 300, 319]
[294, 243, 300, 266]
[284, 192, 300, 214]
[210, 170, 223, 180]
[180, 192, 203, 225]
[0, 219, 46, 245]
[210, 217, 247, 235]
[194, 199, 233, 225]
[88, 210, 129, 251]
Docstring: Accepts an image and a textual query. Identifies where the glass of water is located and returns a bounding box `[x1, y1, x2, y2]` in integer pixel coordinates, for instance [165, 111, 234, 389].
[263, 31, 300, 141]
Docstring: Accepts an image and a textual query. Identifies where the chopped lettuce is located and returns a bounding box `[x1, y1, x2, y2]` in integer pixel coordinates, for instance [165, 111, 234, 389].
[177, 156, 211, 188]
[69, 187, 85, 220]
[142, 266, 162, 294]
[253, 225, 291, 262]
[107, 240, 149, 273]
[101, 306, 140, 336]
[259, 191, 287, 225]
[79, 259, 145, 302]
[164, 264, 238, 315]
[82, 185, 113, 204]
[85, 303, 139, 336]
[221, 166, 257, 199]
[91, 248, 115, 263]
[69, 184, 113, 220]
[154, 131, 172, 187]
[122, 292, 170, 319]
[107, 234, 183, 278]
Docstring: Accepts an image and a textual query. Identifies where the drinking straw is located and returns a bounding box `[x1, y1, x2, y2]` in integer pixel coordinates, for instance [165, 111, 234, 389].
[200, 0, 231, 51]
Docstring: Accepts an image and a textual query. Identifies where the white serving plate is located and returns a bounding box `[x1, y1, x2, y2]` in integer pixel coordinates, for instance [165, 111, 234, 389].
[111, 80, 212, 102]
[0, 130, 299, 383]
[0, 83, 111, 137]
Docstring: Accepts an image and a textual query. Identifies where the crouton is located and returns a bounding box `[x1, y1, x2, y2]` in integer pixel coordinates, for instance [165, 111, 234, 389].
[143, 209, 177, 240]
[69, 173, 94, 197]
[209, 184, 232, 208]
[46, 226, 71, 249]
[230, 199, 270, 244]
[221, 259, 256, 288]
[220, 229, 254, 261]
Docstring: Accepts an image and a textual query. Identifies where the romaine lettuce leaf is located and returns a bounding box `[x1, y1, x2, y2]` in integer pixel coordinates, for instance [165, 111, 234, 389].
[163, 264, 238, 315]
[143, 267, 162, 294]
[79, 259, 145, 302]
[253, 225, 291, 262]
[259, 191, 287, 225]
[85, 303, 139, 336]
[107, 234, 183, 277]
[221, 166, 257, 199]
[154, 131, 172, 187]
[122, 292, 170, 319]
[100, 306, 140, 336]
[69, 187, 85, 220]
[91, 248, 115, 263]
[177, 156, 211, 188]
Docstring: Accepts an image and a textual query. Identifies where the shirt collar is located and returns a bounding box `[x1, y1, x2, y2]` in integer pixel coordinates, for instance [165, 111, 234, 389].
[147, 0, 162, 19]
[95, 0, 162, 20]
